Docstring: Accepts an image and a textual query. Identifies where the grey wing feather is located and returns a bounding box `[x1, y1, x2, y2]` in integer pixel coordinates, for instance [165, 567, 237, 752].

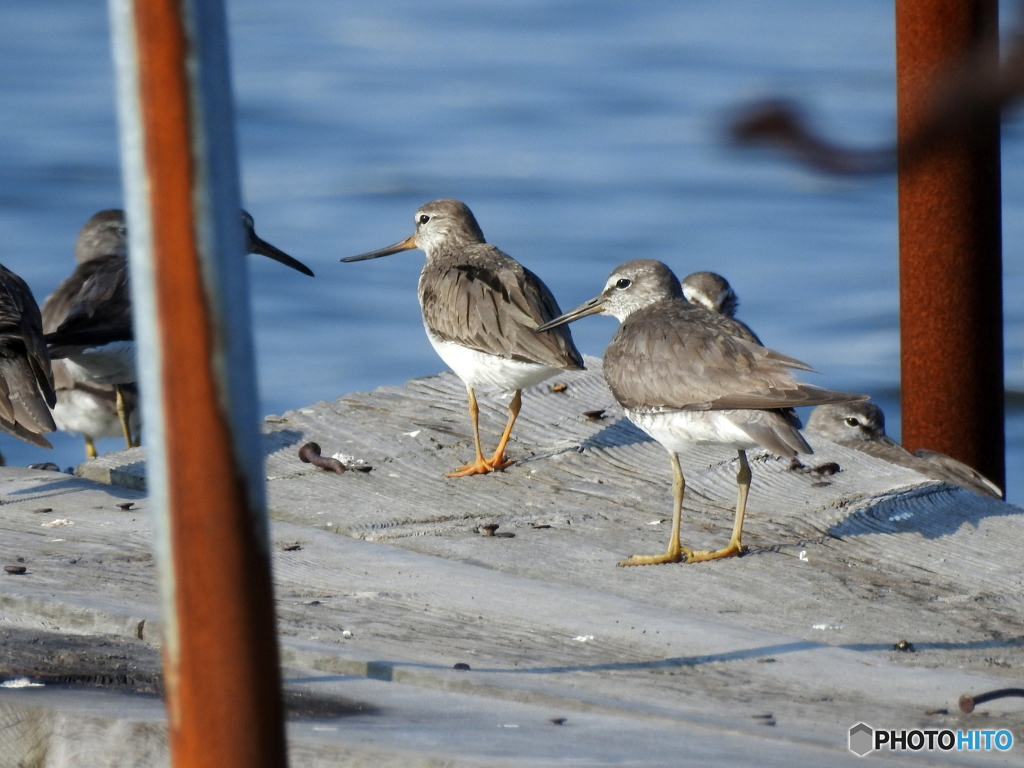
[912, 449, 1003, 498]
[420, 246, 583, 370]
[0, 265, 57, 442]
[728, 408, 811, 457]
[605, 300, 863, 412]
[0, 357, 57, 438]
[44, 255, 132, 352]
[838, 435, 916, 464]
[0, 413, 53, 449]
[42, 267, 89, 334]
[839, 435, 1003, 498]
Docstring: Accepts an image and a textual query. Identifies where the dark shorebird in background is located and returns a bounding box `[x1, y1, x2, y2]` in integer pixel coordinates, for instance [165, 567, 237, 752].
[681, 270, 762, 343]
[44, 209, 314, 456]
[0, 262, 56, 449]
[681, 271, 739, 318]
[43, 210, 135, 456]
[343, 199, 583, 477]
[805, 402, 1002, 498]
[685, 272, 1003, 499]
[538, 259, 866, 565]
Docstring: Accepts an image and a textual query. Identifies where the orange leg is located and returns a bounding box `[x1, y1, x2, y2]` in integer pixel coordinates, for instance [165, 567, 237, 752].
[446, 388, 497, 477]
[486, 389, 521, 470]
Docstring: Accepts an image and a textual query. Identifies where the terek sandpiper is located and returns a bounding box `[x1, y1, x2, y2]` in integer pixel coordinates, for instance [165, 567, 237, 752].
[805, 402, 1002, 498]
[537, 259, 867, 565]
[342, 199, 584, 476]
[44, 209, 313, 455]
[43, 210, 134, 456]
[681, 271, 739, 317]
[681, 270, 763, 343]
[0, 263, 56, 448]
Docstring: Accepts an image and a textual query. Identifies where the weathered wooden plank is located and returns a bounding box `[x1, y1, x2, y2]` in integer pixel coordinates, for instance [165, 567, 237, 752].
[1, 483, 1022, 765]
[4, 362, 1024, 765]
[72, 363, 1024, 663]
[0, 679, 952, 768]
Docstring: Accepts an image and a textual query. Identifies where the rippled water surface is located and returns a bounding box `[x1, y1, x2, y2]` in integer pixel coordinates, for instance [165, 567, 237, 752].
[1, 0, 1022, 500]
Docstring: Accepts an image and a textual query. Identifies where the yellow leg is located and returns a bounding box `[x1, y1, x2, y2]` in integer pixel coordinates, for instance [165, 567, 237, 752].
[486, 390, 521, 470]
[686, 449, 750, 563]
[85, 436, 98, 459]
[619, 452, 694, 566]
[446, 388, 497, 477]
[115, 385, 133, 449]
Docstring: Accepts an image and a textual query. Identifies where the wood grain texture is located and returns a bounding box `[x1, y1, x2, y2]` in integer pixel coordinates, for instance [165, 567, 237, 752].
[3, 364, 1023, 764]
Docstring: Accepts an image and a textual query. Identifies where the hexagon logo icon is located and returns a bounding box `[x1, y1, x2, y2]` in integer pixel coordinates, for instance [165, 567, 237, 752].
[849, 723, 874, 757]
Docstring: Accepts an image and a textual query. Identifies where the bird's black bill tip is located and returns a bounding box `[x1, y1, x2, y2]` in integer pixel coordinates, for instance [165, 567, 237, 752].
[252, 238, 315, 277]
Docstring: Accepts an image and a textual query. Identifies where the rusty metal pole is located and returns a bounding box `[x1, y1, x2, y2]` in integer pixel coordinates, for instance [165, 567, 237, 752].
[108, 0, 288, 765]
[896, 0, 1005, 492]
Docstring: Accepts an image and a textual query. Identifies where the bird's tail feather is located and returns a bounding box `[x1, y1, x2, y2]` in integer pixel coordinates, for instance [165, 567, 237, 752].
[0, 357, 58, 441]
[732, 408, 811, 457]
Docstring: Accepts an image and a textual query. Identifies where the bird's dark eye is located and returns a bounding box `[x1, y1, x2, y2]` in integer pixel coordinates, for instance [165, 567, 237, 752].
[616, 278, 631, 289]
[418, 214, 431, 225]
[844, 417, 859, 427]
[117, 227, 127, 236]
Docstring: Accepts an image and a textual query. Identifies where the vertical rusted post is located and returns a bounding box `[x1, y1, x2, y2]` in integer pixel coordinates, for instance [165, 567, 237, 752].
[896, 0, 1005, 492]
[108, 0, 288, 765]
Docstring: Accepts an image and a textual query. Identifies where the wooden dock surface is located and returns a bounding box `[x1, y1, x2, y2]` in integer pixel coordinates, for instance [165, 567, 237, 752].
[2, 358, 1023, 766]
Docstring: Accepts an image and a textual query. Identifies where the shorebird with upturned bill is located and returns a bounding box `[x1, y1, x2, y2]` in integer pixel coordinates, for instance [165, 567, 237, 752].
[0, 263, 57, 448]
[342, 199, 584, 477]
[537, 259, 867, 565]
[805, 402, 1002, 498]
[44, 209, 314, 455]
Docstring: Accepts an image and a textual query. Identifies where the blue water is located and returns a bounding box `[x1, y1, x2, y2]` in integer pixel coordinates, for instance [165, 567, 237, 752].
[1, 1, 1022, 500]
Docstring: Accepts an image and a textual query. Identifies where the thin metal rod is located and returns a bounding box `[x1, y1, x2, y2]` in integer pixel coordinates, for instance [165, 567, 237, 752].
[108, 0, 288, 765]
[896, 0, 1005, 492]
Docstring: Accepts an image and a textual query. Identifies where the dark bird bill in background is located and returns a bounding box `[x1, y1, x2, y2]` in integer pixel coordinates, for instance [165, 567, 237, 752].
[343, 199, 583, 477]
[537, 259, 867, 566]
[43, 209, 314, 457]
[241, 210, 315, 277]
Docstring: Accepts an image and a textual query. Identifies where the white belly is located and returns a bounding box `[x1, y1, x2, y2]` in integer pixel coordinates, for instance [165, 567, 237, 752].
[51, 388, 138, 439]
[64, 341, 136, 385]
[627, 408, 760, 454]
[427, 333, 559, 393]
